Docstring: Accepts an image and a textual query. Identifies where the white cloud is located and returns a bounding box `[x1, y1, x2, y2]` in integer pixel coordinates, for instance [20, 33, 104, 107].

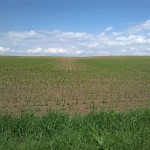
[128, 20, 150, 33]
[6, 30, 38, 39]
[112, 32, 121, 36]
[116, 35, 150, 45]
[76, 50, 82, 54]
[104, 26, 113, 32]
[0, 47, 9, 52]
[0, 20, 150, 56]
[47, 48, 66, 53]
[25, 48, 66, 55]
[26, 48, 44, 54]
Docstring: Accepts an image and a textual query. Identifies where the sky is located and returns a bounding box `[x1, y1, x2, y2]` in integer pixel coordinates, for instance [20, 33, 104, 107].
[0, 0, 150, 56]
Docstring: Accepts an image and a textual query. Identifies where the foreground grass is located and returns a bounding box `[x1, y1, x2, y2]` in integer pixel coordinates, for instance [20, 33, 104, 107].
[0, 109, 150, 150]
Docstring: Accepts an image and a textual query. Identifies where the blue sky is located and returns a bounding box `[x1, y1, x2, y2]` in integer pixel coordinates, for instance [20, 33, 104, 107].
[0, 0, 150, 56]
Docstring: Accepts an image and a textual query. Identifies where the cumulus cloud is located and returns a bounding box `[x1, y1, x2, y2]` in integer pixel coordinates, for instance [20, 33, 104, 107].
[0, 19, 150, 56]
[0, 46, 9, 52]
[116, 35, 150, 45]
[128, 20, 150, 33]
[26, 48, 66, 54]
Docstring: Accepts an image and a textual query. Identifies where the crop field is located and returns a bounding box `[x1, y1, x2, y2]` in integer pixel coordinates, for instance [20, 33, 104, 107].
[0, 56, 150, 115]
[0, 56, 150, 149]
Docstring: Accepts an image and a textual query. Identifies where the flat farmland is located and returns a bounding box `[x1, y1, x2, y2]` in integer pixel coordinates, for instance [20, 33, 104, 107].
[0, 56, 150, 115]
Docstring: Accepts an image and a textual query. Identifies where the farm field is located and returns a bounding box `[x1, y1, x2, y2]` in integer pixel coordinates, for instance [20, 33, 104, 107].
[0, 56, 150, 115]
[0, 56, 150, 149]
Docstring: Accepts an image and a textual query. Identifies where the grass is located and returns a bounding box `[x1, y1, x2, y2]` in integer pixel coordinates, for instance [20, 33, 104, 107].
[0, 109, 150, 150]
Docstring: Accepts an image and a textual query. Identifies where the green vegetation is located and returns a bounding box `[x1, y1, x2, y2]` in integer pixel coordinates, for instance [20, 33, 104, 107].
[0, 56, 150, 149]
[0, 56, 150, 115]
[0, 109, 150, 150]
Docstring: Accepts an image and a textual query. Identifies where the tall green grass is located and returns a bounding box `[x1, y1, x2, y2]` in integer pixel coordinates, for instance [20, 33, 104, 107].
[0, 109, 150, 150]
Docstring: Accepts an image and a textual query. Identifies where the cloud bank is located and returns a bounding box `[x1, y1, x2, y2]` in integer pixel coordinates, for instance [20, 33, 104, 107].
[0, 20, 150, 56]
